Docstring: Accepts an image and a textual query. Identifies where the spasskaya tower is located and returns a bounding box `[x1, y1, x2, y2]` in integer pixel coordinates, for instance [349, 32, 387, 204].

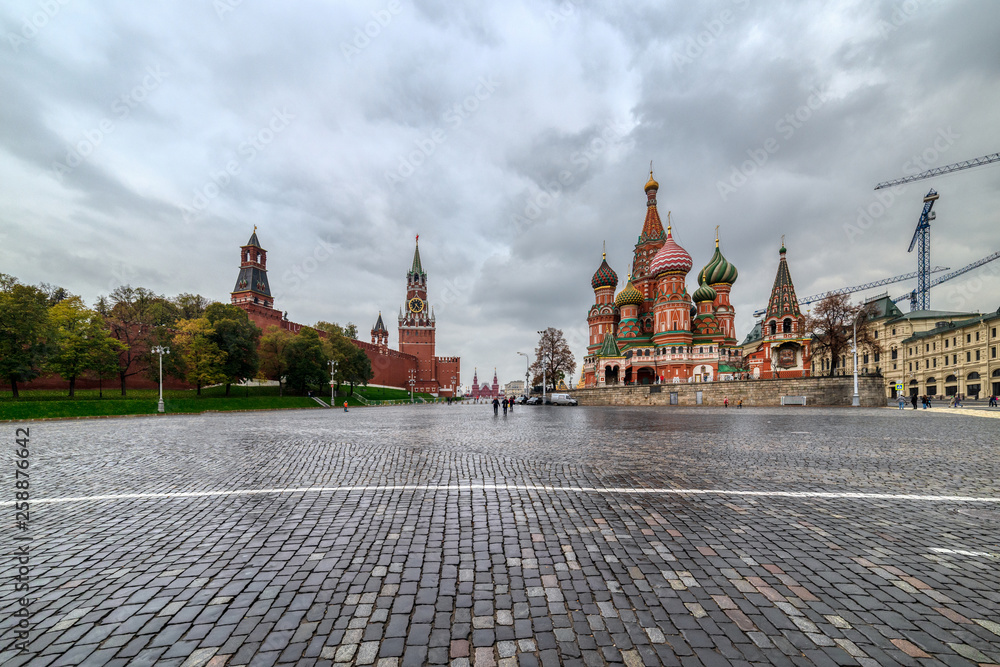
[398, 235, 435, 362]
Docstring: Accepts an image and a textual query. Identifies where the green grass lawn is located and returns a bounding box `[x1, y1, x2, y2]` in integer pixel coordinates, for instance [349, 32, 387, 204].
[0, 384, 455, 420]
[0, 385, 322, 420]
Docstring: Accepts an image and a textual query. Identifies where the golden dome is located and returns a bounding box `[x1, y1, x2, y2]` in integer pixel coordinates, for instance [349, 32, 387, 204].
[644, 170, 659, 192]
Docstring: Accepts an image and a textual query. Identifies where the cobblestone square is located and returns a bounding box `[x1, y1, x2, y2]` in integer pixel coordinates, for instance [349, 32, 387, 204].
[3, 406, 999, 666]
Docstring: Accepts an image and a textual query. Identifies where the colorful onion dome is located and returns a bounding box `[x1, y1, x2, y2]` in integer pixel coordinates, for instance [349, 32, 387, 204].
[591, 253, 618, 290]
[649, 227, 692, 276]
[614, 275, 644, 308]
[692, 278, 717, 303]
[701, 240, 738, 285]
[644, 170, 659, 192]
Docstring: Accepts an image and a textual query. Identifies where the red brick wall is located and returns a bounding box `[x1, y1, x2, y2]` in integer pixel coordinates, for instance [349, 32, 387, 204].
[353, 340, 418, 389]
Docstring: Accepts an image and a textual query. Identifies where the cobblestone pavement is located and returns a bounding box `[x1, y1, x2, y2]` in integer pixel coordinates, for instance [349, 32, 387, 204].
[2, 406, 999, 667]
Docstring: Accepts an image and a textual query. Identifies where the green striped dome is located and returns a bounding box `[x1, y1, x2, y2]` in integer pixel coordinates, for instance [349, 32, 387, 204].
[692, 279, 717, 303]
[701, 242, 738, 285]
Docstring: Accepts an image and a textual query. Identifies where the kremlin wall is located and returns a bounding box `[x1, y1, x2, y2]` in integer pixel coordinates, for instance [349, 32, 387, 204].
[232, 231, 460, 397]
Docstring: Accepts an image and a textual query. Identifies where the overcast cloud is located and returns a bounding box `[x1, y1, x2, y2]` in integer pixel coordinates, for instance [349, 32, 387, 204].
[2, 0, 999, 388]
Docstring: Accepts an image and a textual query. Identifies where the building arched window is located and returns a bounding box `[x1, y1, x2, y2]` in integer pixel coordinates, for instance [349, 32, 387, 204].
[769, 321, 777, 336]
[783, 318, 792, 333]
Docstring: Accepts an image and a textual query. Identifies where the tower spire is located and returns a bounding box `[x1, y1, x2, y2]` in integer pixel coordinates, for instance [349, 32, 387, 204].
[410, 235, 424, 276]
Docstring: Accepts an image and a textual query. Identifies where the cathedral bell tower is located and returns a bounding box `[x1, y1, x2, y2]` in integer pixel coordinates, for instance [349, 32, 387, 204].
[398, 236, 436, 388]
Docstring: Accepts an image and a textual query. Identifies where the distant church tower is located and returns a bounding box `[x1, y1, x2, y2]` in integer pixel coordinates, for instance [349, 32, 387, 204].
[399, 236, 437, 392]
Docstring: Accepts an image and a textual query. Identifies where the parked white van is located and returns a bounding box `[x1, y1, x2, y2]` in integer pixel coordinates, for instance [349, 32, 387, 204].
[548, 393, 578, 406]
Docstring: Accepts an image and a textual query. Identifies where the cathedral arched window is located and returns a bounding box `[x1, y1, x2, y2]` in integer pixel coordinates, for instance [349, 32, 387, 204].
[783, 318, 792, 333]
[769, 321, 777, 336]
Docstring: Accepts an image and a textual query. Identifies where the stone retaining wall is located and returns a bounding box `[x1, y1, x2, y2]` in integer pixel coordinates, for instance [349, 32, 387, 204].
[569, 376, 884, 407]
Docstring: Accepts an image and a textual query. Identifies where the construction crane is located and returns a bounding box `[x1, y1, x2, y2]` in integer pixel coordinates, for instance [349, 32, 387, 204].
[874, 152, 1000, 190]
[907, 189, 939, 310]
[893, 250, 1000, 309]
[751, 266, 950, 318]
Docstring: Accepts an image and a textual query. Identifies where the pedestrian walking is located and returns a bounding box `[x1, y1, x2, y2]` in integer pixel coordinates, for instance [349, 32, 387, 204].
[724, 396, 729, 408]
[502, 399, 508, 415]
[492, 397, 500, 415]
[343, 401, 348, 412]
[910, 393, 917, 409]
[898, 396, 906, 410]
[737, 398, 743, 409]
[508, 397, 514, 412]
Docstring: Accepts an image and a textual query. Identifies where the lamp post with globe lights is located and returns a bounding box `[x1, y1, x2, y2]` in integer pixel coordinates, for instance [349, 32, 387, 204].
[329, 359, 338, 408]
[152, 346, 169, 413]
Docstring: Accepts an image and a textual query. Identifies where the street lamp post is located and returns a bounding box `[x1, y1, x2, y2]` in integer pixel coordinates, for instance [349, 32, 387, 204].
[451, 375, 456, 401]
[328, 359, 338, 408]
[517, 351, 529, 399]
[409, 369, 416, 403]
[536, 331, 548, 404]
[152, 346, 169, 413]
[852, 311, 861, 407]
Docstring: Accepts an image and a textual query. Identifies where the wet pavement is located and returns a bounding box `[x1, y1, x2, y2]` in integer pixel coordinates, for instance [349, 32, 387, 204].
[2, 405, 999, 666]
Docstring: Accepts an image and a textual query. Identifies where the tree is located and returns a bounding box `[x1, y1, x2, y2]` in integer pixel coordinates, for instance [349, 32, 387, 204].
[0, 278, 53, 397]
[807, 294, 881, 376]
[172, 293, 212, 319]
[258, 326, 293, 396]
[341, 345, 374, 395]
[283, 327, 328, 394]
[48, 297, 126, 397]
[205, 303, 261, 395]
[314, 320, 358, 340]
[174, 318, 227, 394]
[38, 282, 71, 305]
[530, 327, 576, 391]
[97, 285, 178, 395]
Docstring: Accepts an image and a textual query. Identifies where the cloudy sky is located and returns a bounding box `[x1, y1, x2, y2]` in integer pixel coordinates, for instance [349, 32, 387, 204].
[2, 0, 999, 388]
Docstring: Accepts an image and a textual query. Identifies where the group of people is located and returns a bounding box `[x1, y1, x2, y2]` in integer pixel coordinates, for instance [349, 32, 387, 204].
[898, 394, 973, 409]
[722, 396, 743, 408]
[492, 396, 516, 415]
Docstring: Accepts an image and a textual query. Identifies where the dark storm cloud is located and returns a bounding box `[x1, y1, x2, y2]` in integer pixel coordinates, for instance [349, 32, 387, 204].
[1, 0, 998, 388]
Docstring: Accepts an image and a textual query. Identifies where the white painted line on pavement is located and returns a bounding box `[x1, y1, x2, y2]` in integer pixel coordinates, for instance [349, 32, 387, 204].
[3, 484, 999, 506]
[929, 547, 1000, 560]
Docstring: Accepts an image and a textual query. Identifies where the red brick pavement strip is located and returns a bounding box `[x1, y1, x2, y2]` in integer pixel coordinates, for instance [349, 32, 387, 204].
[934, 607, 973, 624]
[891, 638, 932, 658]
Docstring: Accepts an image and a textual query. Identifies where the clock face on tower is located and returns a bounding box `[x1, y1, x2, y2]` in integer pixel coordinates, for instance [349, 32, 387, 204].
[408, 297, 425, 313]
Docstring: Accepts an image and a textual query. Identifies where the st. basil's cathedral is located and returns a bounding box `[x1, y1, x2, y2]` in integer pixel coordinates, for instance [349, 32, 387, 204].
[582, 172, 744, 386]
